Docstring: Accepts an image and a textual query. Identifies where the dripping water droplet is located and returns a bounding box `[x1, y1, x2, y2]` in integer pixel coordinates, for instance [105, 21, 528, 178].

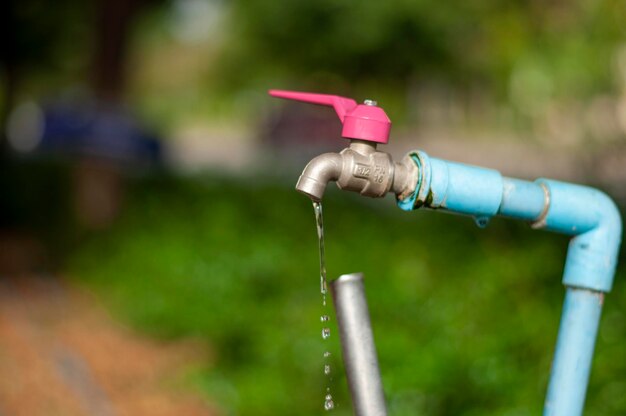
[324, 394, 335, 410]
[321, 315, 330, 322]
[324, 364, 331, 375]
[322, 328, 331, 339]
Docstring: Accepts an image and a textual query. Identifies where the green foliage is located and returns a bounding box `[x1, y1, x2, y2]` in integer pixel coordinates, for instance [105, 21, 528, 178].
[3, 0, 94, 94]
[217, 0, 625, 104]
[68, 175, 626, 415]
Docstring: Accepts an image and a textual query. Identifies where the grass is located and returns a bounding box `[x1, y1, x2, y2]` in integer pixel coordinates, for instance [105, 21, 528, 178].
[67, 173, 626, 415]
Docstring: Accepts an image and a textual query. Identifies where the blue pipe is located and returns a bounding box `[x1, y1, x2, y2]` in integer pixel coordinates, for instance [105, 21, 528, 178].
[537, 179, 622, 292]
[499, 178, 546, 221]
[397, 151, 622, 415]
[544, 288, 604, 416]
[398, 152, 545, 221]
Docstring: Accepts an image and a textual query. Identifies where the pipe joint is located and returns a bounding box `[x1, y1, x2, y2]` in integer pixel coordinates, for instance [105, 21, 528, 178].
[396, 151, 503, 220]
[536, 179, 623, 292]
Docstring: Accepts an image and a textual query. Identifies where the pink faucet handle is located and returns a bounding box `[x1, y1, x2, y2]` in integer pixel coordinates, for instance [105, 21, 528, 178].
[268, 90, 357, 122]
[269, 89, 391, 144]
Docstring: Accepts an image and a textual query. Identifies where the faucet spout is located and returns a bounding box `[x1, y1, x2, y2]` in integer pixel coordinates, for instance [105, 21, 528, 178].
[295, 153, 343, 201]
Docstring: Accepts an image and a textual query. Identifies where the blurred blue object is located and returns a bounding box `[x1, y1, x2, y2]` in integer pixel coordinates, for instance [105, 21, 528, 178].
[7, 98, 162, 166]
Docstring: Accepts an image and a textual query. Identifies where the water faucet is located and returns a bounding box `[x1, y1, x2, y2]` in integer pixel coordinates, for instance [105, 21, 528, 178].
[269, 89, 622, 416]
[268, 90, 416, 201]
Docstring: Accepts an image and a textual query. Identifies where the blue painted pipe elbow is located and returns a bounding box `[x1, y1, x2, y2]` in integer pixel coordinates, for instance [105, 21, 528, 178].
[536, 180, 622, 292]
[392, 150, 622, 414]
[397, 152, 623, 292]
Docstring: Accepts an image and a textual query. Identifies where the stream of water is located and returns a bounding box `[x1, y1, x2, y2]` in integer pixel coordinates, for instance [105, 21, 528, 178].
[313, 201, 335, 411]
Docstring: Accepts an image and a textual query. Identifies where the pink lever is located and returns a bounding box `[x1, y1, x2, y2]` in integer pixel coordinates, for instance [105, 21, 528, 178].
[269, 89, 391, 144]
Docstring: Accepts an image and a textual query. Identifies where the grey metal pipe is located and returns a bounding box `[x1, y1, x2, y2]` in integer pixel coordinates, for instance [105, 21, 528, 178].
[330, 273, 387, 416]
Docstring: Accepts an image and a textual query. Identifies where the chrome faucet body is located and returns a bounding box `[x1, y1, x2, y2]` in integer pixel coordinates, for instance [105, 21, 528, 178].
[295, 140, 416, 201]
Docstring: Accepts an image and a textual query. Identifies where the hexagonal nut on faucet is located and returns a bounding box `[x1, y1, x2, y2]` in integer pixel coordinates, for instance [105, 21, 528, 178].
[336, 144, 395, 198]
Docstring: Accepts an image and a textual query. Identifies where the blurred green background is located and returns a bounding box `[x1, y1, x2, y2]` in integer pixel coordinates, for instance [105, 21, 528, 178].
[1, 0, 625, 415]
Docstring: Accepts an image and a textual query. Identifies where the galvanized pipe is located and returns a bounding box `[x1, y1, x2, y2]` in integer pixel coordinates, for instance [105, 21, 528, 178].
[330, 273, 387, 416]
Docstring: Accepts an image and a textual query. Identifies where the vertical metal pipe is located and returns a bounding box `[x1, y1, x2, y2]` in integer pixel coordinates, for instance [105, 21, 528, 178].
[330, 273, 387, 416]
[544, 287, 604, 416]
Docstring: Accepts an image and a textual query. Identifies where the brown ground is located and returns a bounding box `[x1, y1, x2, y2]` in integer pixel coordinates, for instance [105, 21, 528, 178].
[0, 273, 217, 416]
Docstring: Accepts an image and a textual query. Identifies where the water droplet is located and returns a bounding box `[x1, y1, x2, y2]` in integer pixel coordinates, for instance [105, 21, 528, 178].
[324, 364, 331, 375]
[474, 215, 490, 228]
[320, 315, 330, 322]
[324, 394, 335, 410]
[324, 351, 331, 358]
[322, 328, 331, 339]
